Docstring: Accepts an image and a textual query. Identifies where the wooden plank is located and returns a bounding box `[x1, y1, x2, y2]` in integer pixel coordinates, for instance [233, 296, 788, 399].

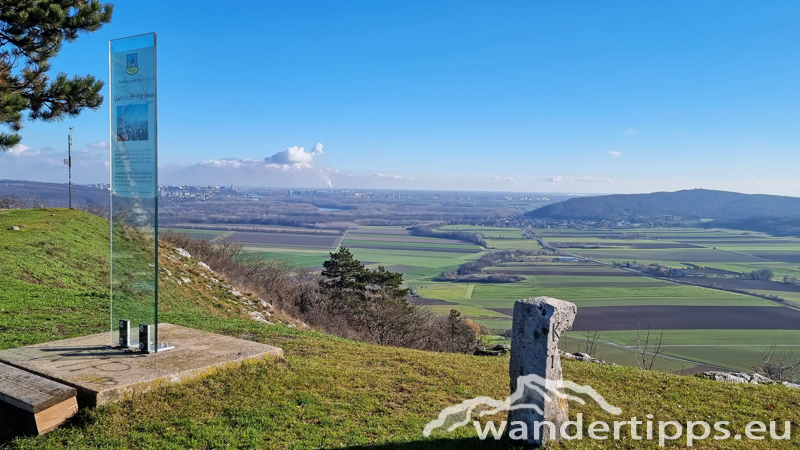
[0, 362, 76, 413]
[28, 396, 79, 435]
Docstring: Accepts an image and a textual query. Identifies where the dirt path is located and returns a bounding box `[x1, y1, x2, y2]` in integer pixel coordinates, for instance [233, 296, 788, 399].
[464, 284, 475, 299]
[335, 230, 348, 251]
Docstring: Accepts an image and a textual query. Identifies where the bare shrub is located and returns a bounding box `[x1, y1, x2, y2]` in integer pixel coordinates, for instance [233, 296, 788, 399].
[160, 231, 481, 354]
[750, 344, 800, 382]
[0, 195, 46, 209]
[78, 203, 110, 219]
[629, 320, 664, 371]
[583, 329, 601, 357]
[160, 230, 298, 316]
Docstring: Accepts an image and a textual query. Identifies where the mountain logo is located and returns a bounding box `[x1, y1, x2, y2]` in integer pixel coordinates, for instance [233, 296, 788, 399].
[126, 53, 139, 75]
[423, 373, 621, 437]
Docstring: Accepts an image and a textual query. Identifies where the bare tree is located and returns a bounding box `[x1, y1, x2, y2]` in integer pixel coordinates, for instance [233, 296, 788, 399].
[750, 344, 800, 382]
[629, 319, 665, 371]
[0, 195, 46, 209]
[78, 203, 110, 219]
[583, 329, 601, 357]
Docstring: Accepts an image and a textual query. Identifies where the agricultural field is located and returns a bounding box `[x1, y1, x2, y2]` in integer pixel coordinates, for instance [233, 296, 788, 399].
[536, 227, 800, 298]
[562, 329, 800, 376]
[162, 228, 231, 240]
[344, 227, 483, 283]
[162, 226, 344, 268]
[228, 231, 340, 249]
[414, 226, 800, 379]
[440, 225, 525, 239]
[185, 222, 800, 378]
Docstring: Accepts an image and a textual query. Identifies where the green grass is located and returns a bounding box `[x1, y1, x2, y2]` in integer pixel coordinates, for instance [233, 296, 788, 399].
[348, 248, 480, 270]
[412, 283, 472, 301]
[0, 208, 111, 290]
[243, 249, 332, 268]
[577, 330, 800, 378]
[470, 283, 770, 304]
[440, 225, 524, 239]
[424, 304, 508, 318]
[484, 239, 544, 251]
[559, 337, 692, 373]
[2, 210, 800, 448]
[341, 239, 480, 250]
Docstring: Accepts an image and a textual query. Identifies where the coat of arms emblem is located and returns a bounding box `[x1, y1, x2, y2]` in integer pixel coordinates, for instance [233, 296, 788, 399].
[126, 53, 139, 75]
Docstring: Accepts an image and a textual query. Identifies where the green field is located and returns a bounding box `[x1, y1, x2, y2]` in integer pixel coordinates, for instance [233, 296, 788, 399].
[162, 228, 231, 240]
[417, 227, 800, 374]
[222, 224, 800, 375]
[441, 225, 525, 238]
[341, 238, 480, 250]
[566, 329, 800, 377]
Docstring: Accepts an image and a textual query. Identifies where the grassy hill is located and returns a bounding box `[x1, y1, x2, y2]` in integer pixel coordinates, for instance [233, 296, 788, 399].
[1, 209, 799, 449]
[525, 189, 800, 221]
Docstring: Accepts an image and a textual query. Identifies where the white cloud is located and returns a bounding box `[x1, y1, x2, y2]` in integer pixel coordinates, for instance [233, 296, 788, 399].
[542, 175, 563, 182]
[491, 176, 515, 182]
[87, 141, 109, 149]
[198, 158, 263, 169]
[6, 144, 39, 157]
[263, 144, 324, 169]
[608, 151, 621, 158]
[576, 176, 613, 183]
[371, 173, 405, 180]
[624, 128, 639, 136]
[163, 143, 337, 187]
[195, 144, 326, 173]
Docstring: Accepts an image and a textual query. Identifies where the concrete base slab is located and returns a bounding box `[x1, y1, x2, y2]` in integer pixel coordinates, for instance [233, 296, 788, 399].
[0, 323, 283, 406]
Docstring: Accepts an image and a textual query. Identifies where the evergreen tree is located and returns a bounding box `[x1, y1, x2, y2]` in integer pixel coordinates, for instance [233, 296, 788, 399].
[0, 0, 113, 150]
[357, 265, 409, 298]
[321, 247, 365, 294]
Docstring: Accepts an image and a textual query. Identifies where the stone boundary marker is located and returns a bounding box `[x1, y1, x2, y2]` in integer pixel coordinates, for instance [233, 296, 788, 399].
[0, 362, 78, 435]
[509, 296, 577, 447]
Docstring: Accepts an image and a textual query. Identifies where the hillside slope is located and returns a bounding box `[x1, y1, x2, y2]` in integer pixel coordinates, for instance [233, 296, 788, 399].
[1, 209, 799, 449]
[526, 189, 800, 221]
[0, 208, 286, 350]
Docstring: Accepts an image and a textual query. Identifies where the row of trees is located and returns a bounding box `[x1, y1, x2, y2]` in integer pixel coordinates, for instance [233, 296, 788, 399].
[745, 268, 774, 281]
[437, 249, 544, 282]
[407, 226, 487, 247]
[437, 272, 524, 283]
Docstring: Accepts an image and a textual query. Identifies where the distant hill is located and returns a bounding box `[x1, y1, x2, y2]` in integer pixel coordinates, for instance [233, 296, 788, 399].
[0, 180, 108, 208]
[525, 189, 800, 221]
[704, 216, 800, 237]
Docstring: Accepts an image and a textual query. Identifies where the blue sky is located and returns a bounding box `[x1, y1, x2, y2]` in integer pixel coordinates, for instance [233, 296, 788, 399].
[2, 1, 800, 194]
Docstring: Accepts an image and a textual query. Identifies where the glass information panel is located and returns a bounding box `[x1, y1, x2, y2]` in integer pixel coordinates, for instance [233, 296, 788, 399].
[109, 33, 159, 351]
